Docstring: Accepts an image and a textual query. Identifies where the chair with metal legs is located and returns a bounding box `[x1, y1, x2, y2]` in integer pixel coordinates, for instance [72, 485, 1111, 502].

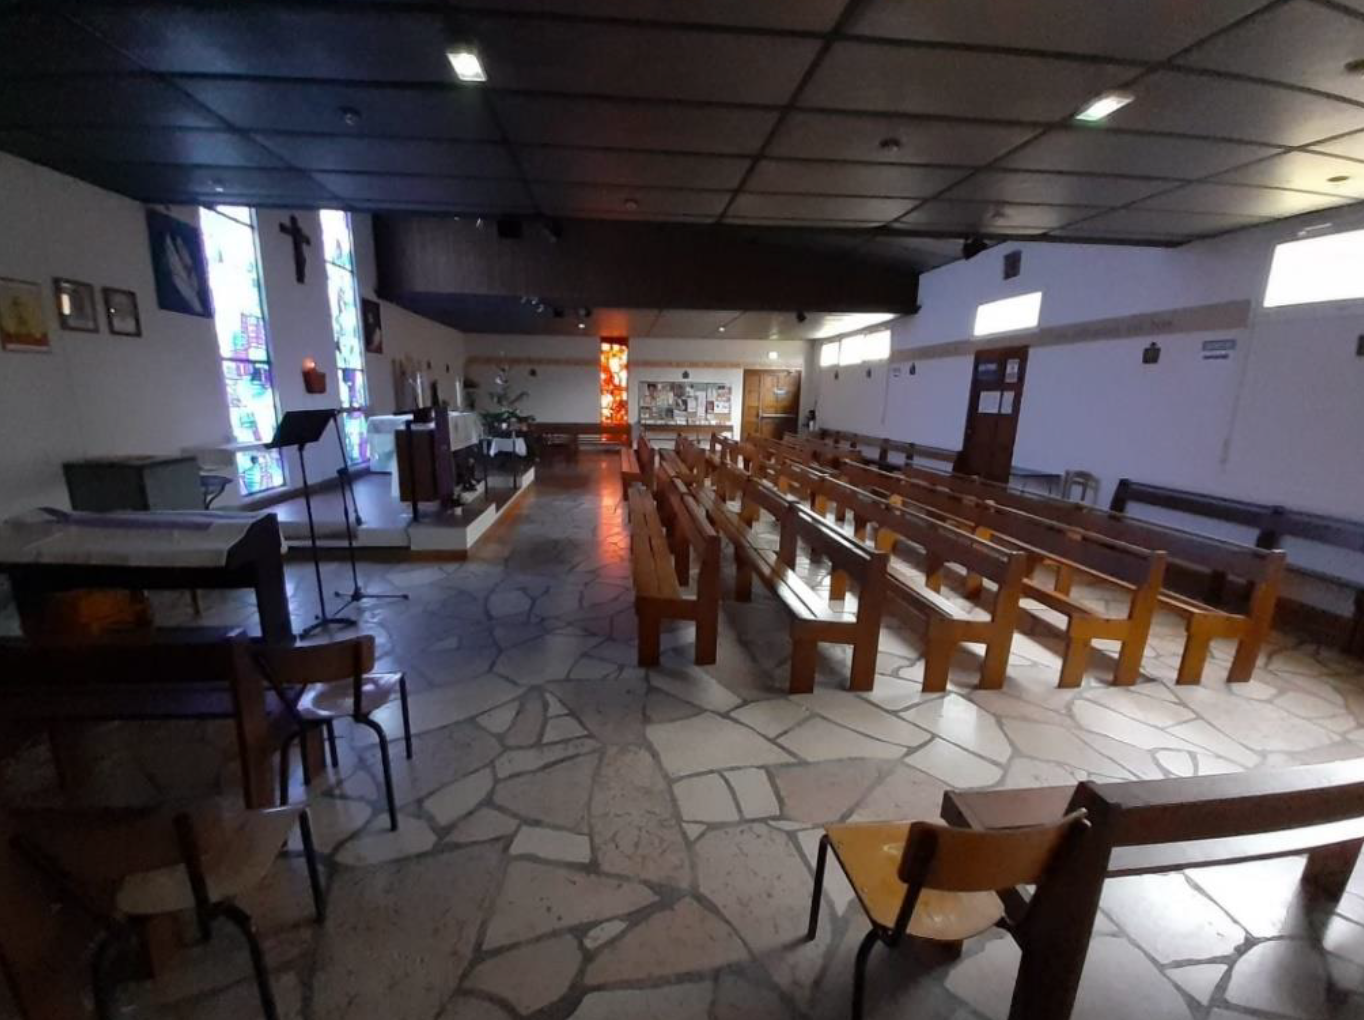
[9, 801, 325, 1020]
[254, 635, 412, 831]
[807, 810, 1089, 1020]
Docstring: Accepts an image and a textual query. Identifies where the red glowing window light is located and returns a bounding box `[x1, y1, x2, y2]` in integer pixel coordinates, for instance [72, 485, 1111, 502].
[600, 337, 629, 425]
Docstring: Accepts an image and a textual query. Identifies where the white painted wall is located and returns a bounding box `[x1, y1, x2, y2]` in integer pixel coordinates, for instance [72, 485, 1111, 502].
[0, 153, 465, 519]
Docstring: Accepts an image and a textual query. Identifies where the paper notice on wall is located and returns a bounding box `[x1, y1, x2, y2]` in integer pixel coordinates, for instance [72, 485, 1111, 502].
[1004, 359, 1021, 383]
[1000, 391, 1015, 415]
[978, 390, 1002, 414]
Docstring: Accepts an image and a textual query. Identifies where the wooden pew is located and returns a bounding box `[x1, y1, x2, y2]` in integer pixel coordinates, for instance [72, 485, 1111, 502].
[634, 431, 656, 489]
[626, 482, 720, 667]
[528, 421, 632, 460]
[817, 428, 960, 471]
[943, 760, 1364, 1020]
[619, 446, 643, 497]
[691, 463, 889, 693]
[900, 464, 1287, 683]
[674, 434, 710, 482]
[842, 461, 1167, 688]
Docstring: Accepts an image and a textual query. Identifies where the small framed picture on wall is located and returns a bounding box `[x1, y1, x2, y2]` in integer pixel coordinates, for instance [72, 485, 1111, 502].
[102, 287, 142, 337]
[54, 278, 99, 332]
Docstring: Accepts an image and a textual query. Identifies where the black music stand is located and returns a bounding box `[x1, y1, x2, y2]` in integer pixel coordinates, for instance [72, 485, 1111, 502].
[331, 413, 408, 613]
[267, 409, 356, 636]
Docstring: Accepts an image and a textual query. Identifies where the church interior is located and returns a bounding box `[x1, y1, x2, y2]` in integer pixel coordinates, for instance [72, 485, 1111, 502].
[2, 3, 1364, 1020]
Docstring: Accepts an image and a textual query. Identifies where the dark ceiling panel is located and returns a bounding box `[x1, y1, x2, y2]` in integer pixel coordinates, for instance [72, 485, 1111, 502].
[256, 134, 519, 177]
[769, 112, 1036, 166]
[1178, 1, 1364, 103]
[803, 42, 1133, 121]
[728, 193, 917, 222]
[1131, 181, 1353, 217]
[1067, 207, 1271, 237]
[72, 5, 453, 82]
[999, 126, 1277, 178]
[848, 0, 1271, 61]
[941, 169, 1174, 206]
[530, 182, 729, 218]
[313, 173, 534, 209]
[725, 217, 887, 228]
[40, 127, 286, 169]
[493, 95, 778, 153]
[517, 148, 750, 190]
[450, 0, 848, 32]
[745, 159, 969, 197]
[0, 11, 139, 73]
[176, 79, 500, 139]
[1214, 151, 1364, 199]
[649, 309, 739, 337]
[898, 199, 1100, 230]
[1100, 70, 1364, 146]
[866, 234, 967, 270]
[0, 76, 224, 130]
[86, 163, 334, 204]
[470, 19, 820, 106]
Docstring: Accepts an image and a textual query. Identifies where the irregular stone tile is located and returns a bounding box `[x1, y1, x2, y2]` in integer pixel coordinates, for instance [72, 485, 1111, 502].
[585, 898, 748, 985]
[683, 822, 707, 840]
[972, 690, 1070, 725]
[732, 699, 810, 738]
[648, 714, 794, 777]
[795, 827, 855, 915]
[1000, 756, 1087, 788]
[1156, 749, 1196, 777]
[447, 807, 519, 844]
[568, 657, 620, 680]
[862, 675, 925, 712]
[944, 934, 1018, 1020]
[725, 768, 780, 819]
[424, 767, 493, 827]
[1075, 731, 1164, 780]
[334, 817, 438, 866]
[504, 693, 546, 748]
[1225, 940, 1330, 1019]
[1073, 701, 1202, 753]
[314, 844, 501, 1020]
[1174, 687, 1335, 752]
[495, 737, 599, 779]
[645, 690, 700, 724]
[1168, 719, 1260, 768]
[482, 861, 657, 950]
[906, 739, 1003, 789]
[300, 797, 372, 852]
[712, 972, 790, 1020]
[545, 692, 569, 717]
[675, 774, 740, 823]
[543, 716, 588, 743]
[493, 753, 597, 832]
[651, 663, 743, 713]
[778, 717, 905, 762]
[477, 701, 519, 734]
[797, 690, 931, 747]
[1188, 856, 1314, 938]
[510, 825, 592, 864]
[1101, 874, 1245, 963]
[591, 746, 692, 887]
[1324, 916, 1364, 967]
[496, 633, 605, 685]
[1002, 719, 1132, 776]
[1277, 690, 1342, 719]
[1168, 963, 1226, 1006]
[467, 935, 582, 1016]
[546, 678, 648, 745]
[361, 675, 520, 743]
[436, 997, 513, 1020]
[1074, 937, 1194, 1020]
[582, 920, 627, 951]
[850, 764, 949, 823]
[902, 695, 1012, 762]
[1084, 687, 1196, 727]
[566, 982, 712, 1020]
[488, 588, 534, 619]
[378, 722, 503, 807]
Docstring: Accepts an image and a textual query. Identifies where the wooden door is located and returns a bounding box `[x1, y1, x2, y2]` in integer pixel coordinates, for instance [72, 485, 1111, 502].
[957, 347, 1028, 483]
[741, 369, 801, 440]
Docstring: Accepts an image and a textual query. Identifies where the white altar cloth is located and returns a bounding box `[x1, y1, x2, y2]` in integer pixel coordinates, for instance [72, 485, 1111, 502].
[0, 508, 280, 568]
[367, 412, 483, 473]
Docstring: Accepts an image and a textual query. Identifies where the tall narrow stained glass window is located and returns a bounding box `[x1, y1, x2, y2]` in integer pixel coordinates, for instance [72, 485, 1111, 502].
[201, 205, 286, 496]
[600, 338, 629, 425]
[320, 209, 369, 464]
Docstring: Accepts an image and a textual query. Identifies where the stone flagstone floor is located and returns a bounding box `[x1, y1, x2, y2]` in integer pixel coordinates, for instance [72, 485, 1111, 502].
[2, 453, 1363, 1020]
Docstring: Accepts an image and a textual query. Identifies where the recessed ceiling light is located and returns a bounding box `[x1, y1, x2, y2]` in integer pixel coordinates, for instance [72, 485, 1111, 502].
[446, 46, 487, 83]
[878, 137, 902, 152]
[717, 325, 726, 333]
[340, 106, 361, 127]
[623, 197, 640, 211]
[1345, 57, 1364, 77]
[1074, 90, 1134, 123]
[767, 350, 779, 360]
[577, 322, 586, 329]
[1328, 174, 1351, 184]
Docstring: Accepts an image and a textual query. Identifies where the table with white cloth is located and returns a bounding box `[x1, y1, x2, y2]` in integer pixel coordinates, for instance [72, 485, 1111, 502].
[481, 434, 530, 489]
[368, 411, 483, 473]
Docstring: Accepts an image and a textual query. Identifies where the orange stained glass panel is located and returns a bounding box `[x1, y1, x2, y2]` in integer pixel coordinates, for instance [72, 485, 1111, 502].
[600, 337, 629, 425]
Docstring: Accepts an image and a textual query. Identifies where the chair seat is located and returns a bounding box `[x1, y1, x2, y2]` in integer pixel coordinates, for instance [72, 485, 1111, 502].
[296, 671, 403, 721]
[827, 822, 1005, 941]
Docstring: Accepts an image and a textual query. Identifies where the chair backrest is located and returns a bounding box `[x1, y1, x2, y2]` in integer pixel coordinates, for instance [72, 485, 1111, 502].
[0, 628, 248, 688]
[900, 810, 1089, 893]
[250, 635, 376, 694]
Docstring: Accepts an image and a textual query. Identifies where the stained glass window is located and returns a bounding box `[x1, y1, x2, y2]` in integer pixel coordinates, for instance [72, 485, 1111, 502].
[320, 209, 369, 464]
[600, 338, 629, 425]
[201, 206, 285, 496]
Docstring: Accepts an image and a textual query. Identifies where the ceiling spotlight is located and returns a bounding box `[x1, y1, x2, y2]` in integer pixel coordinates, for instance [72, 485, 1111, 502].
[878, 137, 902, 153]
[1328, 174, 1352, 184]
[1345, 57, 1364, 77]
[577, 322, 586, 329]
[717, 325, 726, 333]
[446, 45, 487, 83]
[767, 350, 779, 360]
[623, 197, 640, 211]
[795, 311, 808, 323]
[209, 178, 226, 193]
[340, 106, 361, 127]
[1074, 90, 1134, 123]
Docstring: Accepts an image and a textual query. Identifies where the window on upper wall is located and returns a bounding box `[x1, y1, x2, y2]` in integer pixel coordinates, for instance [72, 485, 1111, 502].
[819, 341, 840, 367]
[201, 205, 286, 497]
[832, 329, 892, 367]
[1263, 227, 1364, 308]
[863, 329, 891, 362]
[973, 291, 1042, 337]
[320, 209, 369, 464]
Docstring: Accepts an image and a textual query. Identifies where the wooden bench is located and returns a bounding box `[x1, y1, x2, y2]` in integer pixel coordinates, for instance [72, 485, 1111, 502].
[901, 464, 1288, 682]
[619, 447, 643, 497]
[943, 760, 1364, 1020]
[693, 464, 889, 693]
[528, 421, 632, 460]
[626, 482, 720, 666]
[842, 461, 1167, 688]
[817, 428, 960, 471]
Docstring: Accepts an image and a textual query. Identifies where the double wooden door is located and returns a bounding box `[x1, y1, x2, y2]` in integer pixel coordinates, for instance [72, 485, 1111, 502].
[957, 346, 1028, 483]
[741, 369, 801, 441]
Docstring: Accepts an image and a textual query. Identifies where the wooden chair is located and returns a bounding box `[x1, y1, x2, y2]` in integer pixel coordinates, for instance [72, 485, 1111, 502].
[8, 801, 324, 1020]
[252, 636, 412, 831]
[808, 810, 1089, 1020]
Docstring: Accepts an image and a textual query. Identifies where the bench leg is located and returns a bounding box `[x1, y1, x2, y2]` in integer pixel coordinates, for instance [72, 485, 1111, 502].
[790, 634, 818, 694]
[637, 607, 661, 667]
[849, 637, 877, 693]
[923, 628, 953, 693]
[979, 634, 1010, 690]
[1226, 631, 1263, 683]
[1176, 626, 1214, 685]
[963, 571, 985, 600]
[1111, 632, 1146, 687]
[1302, 839, 1362, 903]
[694, 609, 718, 666]
[1053, 562, 1075, 596]
[1058, 634, 1091, 688]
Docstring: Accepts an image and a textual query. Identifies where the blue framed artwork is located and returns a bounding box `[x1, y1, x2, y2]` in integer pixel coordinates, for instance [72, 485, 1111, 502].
[146, 208, 213, 318]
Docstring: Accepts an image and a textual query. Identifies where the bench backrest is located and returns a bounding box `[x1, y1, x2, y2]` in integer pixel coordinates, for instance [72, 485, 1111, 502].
[0, 630, 251, 688]
[653, 475, 721, 595]
[818, 428, 959, 469]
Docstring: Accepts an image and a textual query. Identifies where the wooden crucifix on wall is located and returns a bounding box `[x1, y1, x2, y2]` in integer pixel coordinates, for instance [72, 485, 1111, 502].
[279, 214, 312, 284]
